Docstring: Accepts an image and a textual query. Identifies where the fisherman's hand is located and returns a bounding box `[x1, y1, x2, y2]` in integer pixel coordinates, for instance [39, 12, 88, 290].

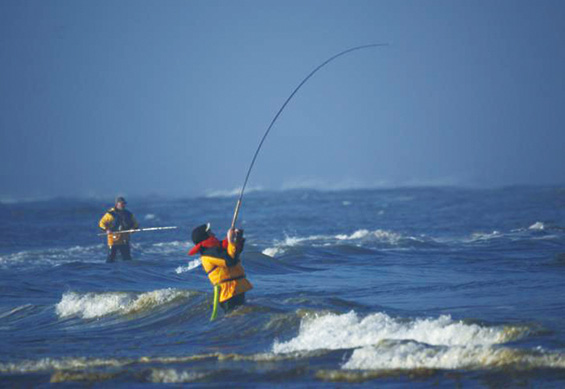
[227, 228, 236, 244]
[228, 228, 244, 243]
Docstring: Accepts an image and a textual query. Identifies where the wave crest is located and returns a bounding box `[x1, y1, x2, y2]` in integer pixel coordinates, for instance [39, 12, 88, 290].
[343, 341, 565, 371]
[56, 289, 193, 319]
[272, 311, 527, 354]
[262, 229, 433, 256]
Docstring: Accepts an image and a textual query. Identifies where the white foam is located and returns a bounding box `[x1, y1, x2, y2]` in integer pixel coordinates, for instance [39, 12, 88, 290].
[335, 229, 405, 243]
[262, 229, 422, 256]
[261, 235, 322, 256]
[272, 311, 525, 354]
[150, 369, 209, 383]
[143, 241, 192, 255]
[529, 222, 545, 231]
[262, 247, 283, 257]
[343, 341, 565, 370]
[175, 259, 202, 274]
[470, 231, 502, 241]
[0, 357, 124, 373]
[0, 244, 104, 268]
[144, 214, 157, 220]
[56, 289, 192, 319]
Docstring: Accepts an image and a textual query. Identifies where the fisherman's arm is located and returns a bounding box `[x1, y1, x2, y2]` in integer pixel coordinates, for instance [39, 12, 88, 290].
[227, 229, 245, 258]
[99, 213, 114, 232]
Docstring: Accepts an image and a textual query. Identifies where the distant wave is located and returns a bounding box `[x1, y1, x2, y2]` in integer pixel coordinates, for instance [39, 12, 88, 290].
[0, 244, 104, 268]
[0, 241, 191, 269]
[262, 229, 432, 256]
[469, 231, 503, 242]
[143, 241, 191, 256]
[204, 186, 264, 198]
[280, 177, 466, 192]
[529, 221, 545, 230]
[0, 195, 58, 205]
[56, 289, 193, 319]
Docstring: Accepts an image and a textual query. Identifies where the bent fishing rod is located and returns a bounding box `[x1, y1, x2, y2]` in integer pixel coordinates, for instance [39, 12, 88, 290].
[230, 43, 387, 230]
[97, 226, 178, 236]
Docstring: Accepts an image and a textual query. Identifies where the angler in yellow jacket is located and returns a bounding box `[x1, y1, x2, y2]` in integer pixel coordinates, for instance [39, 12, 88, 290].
[189, 223, 252, 312]
[98, 197, 139, 262]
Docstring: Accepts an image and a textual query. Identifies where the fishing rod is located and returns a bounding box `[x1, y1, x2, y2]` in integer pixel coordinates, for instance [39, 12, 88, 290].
[97, 226, 178, 236]
[230, 43, 387, 229]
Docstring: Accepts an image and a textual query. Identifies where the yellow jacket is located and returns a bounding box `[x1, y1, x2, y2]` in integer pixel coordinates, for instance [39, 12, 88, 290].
[200, 241, 252, 303]
[98, 208, 139, 246]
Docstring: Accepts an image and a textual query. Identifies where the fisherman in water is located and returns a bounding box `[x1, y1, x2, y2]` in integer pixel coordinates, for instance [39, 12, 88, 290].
[99, 197, 139, 263]
[189, 224, 252, 313]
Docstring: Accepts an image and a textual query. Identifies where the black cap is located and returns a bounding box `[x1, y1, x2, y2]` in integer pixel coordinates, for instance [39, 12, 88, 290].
[192, 223, 211, 244]
[115, 196, 127, 204]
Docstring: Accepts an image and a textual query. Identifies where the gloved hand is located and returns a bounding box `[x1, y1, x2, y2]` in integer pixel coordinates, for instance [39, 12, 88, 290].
[228, 228, 244, 244]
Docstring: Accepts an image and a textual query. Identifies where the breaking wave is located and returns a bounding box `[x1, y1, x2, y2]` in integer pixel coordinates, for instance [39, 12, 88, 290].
[55, 289, 193, 319]
[272, 311, 565, 372]
[342, 341, 565, 370]
[269, 310, 565, 372]
[272, 311, 526, 354]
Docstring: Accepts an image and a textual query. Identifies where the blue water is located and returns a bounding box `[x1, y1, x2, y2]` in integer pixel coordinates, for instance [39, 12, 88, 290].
[1, 187, 565, 386]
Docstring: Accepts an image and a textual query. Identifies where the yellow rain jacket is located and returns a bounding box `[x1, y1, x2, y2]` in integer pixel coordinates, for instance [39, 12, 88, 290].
[200, 241, 252, 303]
[98, 207, 139, 246]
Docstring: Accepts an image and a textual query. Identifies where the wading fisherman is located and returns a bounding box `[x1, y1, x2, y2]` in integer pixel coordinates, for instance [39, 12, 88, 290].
[99, 197, 139, 263]
[189, 223, 252, 313]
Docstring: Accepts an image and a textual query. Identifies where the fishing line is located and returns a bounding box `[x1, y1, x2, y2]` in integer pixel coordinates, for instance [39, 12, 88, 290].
[231, 43, 388, 229]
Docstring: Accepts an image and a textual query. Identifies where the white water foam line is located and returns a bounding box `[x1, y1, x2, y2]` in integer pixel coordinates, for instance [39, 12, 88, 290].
[270, 311, 565, 371]
[143, 241, 192, 255]
[149, 369, 210, 383]
[262, 229, 428, 256]
[272, 311, 522, 354]
[56, 288, 193, 319]
[342, 341, 565, 370]
[0, 244, 104, 268]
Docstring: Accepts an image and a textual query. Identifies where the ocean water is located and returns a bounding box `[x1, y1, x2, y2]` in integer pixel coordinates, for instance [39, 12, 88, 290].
[1, 187, 564, 387]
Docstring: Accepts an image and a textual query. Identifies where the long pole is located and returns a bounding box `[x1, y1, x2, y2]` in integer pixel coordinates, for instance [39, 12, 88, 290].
[230, 43, 387, 229]
[97, 226, 177, 236]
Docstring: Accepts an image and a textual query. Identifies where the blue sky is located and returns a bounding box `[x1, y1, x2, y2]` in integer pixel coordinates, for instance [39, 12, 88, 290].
[1, 0, 564, 199]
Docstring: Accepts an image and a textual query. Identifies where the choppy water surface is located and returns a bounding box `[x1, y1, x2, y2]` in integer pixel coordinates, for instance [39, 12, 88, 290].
[1, 187, 564, 386]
